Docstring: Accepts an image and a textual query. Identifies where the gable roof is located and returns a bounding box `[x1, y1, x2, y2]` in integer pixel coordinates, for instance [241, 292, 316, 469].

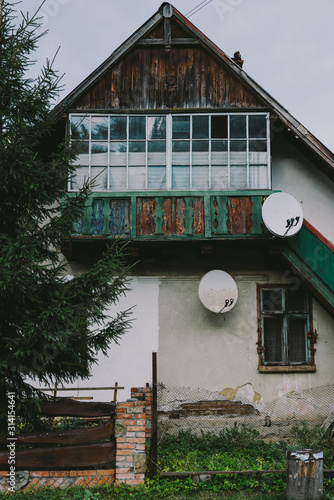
[53, 2, 334, 180]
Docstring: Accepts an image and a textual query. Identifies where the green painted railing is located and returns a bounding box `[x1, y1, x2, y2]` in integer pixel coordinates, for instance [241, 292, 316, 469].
[287, 221, 334, 292]
[67, 190, 273, 240]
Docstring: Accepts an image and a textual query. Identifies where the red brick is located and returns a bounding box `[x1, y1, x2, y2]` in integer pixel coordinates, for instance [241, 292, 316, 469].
[0, 472, 9, 477]
[127, 425, 145, 432]
[23, 478, 38, 491]
[69, 471, 78, 477]
[135, 431, 146, 438]
[74, 477, 85, 486]
[135, 444, 145, 451]
[76, 470, 96, 476]
[126, 479, 145, 485]
[52, 478, 63, 488]
[118, 402, 134, 408]
[105, 477, 114, 484]
[117, 449, 133, 456]
[127, 437, 145, 444]
[82, 477, 93, 487]
[50, 471, 69, 477]
[45, 479, 56, 487]
[124, 419, 136, 425]
[116, 456, 126, 462]
[30, 471, 50, 477]
[117, 473, 135, 480]
[126, 456, 133, 462]
[135, 474, 145, 480]
[97, 476, 109, 486]
[117, 442, 135, 450]
[136, 402, 146, 407]
[96, 469, 115, 475]
[116, 467, 131, 473]
[137, 414, 145, 419]
[89, 476, 100, 487]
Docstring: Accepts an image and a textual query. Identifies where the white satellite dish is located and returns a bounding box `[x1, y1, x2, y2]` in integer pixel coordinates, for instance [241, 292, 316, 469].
[262, 192, 303, 238]
[198, 270, 238, 313]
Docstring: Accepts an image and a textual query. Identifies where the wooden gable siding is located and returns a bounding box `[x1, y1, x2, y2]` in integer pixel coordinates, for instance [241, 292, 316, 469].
[73, 45, 264, 111]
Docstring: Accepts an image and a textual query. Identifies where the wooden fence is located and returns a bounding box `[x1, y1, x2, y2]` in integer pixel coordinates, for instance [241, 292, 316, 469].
[0, 399, 116, 470]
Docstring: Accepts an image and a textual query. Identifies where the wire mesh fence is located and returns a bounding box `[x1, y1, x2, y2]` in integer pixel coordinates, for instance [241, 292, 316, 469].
[157, 382, 334, 445]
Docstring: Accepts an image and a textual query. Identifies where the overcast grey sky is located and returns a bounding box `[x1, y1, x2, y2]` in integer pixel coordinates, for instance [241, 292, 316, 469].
[22, 0, 334, 152]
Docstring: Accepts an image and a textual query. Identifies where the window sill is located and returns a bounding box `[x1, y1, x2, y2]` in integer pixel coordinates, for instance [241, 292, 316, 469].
[258, 365, 316, 373]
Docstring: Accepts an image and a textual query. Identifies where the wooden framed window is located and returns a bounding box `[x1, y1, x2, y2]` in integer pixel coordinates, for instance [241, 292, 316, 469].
[69, 112, 270, 192]
[257, 285, 317, 373]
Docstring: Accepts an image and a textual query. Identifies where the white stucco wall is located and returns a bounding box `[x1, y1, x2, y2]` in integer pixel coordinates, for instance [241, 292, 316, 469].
[157, 273, 334, 405]
[272, 137, 334, 243]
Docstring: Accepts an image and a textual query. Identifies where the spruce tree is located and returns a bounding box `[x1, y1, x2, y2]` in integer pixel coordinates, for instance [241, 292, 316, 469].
[0, 0, 132, 430]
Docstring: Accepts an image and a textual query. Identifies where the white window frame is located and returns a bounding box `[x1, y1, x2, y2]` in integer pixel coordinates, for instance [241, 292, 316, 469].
[68, 112, 271, 192]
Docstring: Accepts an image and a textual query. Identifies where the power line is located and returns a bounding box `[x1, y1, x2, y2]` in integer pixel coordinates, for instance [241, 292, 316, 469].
[186, 0, 210, 17]
[186, 0, 213, 18]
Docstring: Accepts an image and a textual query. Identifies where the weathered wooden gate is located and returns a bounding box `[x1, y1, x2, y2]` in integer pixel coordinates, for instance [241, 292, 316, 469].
[0, 399, 116, 470]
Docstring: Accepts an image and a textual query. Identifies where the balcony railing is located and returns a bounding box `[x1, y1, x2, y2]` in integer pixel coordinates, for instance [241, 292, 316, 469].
[67, 191, 273, 240]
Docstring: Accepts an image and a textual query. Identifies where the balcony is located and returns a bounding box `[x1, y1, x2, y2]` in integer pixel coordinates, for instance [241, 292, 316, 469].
[67, 191, 273, 240]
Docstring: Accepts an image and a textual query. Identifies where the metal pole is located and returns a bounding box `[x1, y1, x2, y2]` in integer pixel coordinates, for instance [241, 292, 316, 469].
[149, 351, 158, 478]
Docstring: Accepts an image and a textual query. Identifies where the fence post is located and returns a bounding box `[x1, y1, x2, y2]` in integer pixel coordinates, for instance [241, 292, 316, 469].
[286, 449, 323, 499]
[148, 351, 158, 478]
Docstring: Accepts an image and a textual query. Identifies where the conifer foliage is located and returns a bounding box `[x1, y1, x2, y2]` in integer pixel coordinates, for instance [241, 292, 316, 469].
[0, 1, 132, 428]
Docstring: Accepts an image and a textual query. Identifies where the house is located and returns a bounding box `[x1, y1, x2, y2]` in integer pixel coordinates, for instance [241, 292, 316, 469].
[52, 3, 334, 427]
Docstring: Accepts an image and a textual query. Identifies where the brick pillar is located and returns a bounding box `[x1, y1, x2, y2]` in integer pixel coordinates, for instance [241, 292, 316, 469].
[115, 399, 147, 486]
[130, 386, 153, 438]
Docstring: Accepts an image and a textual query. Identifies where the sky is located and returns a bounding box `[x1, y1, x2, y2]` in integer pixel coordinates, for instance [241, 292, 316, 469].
[21, 0, 334, 152]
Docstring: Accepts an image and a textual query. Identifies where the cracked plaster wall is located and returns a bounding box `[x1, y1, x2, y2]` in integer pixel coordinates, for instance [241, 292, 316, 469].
[158, 272, 334, 405]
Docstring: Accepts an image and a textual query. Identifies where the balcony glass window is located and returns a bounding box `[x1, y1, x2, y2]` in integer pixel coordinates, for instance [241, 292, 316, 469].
[69, 113, 270, 191]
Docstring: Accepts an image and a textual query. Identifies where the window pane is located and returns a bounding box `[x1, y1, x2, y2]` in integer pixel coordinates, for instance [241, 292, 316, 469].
[147, 116, 166, 139]
[129, 116, 146, 139]
[91, 142, 108, 165]
[91, 116, 108, 140]
[287, 289, 308, 312]
[193, 166, 209, 189]
[148, 141, 166, 152]
[172, 166, 190, 189]
[148, 149, 166, 166]
[262, 289, 284, 312]
[71, 116, 89, 140]
[193, 141, 209, 165]
[129, 141, 145, 152]
[128, 166, 146, 189]
[110, 116, 126, 140]
[71, 167, 89, 190]
[211, 140, 228, 152]
[249, 115, 267, 138]
[110, 142, 126, 165]
[212, 166, 228, 189]
[230, 140, 247, 152]
[110, 141, 126, 153]
[230, 165, 247, 189]
[110, 166, 126, 189]
[230, 115, 246, 138]
[73, 141, 89, 165]
[211, 115, 227, 138]
[193, 116, 209, 139]
[173, 141, 190, 152]
[288, 317, 307, 362]
[192, 140, 209, 152]
[249, 165, 268, 189]
[263, 317, 283, 362]
[91, 166, 108, 190]
[173, 116, 190, 139]
[249, 140, 267, 152]
[148, 166, 166, 189]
